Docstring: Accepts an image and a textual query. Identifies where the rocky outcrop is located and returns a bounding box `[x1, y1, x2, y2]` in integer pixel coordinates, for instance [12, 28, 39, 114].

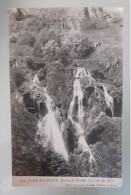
[86, 114, 122, 177]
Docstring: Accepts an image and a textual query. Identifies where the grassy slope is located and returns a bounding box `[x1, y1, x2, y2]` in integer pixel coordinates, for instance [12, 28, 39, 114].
[89, 24, 122, 59]
[85, 24, 123, 62]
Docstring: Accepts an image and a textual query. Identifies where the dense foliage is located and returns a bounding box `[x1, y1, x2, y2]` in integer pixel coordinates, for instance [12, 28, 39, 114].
[17, 31, 36, 47]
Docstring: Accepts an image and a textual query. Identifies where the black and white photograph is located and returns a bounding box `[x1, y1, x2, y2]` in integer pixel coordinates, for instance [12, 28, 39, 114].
[9, 8, 123, 186]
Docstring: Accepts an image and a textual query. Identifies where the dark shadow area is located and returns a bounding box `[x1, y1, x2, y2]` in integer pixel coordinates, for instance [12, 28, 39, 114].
[86, 126, 105, 145]
[83, 86, 94, 107]
[105, 107, 113, 117]
[114, 97, 122, 117]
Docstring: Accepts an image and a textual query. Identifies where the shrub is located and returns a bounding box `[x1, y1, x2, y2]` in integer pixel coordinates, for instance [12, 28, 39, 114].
[42, 40, 61, 61]
[17, 31, 36, 47]
[38, 28, 62, 45]
[10, 44, 33, 58]
[41, 31, 95, 62]
[61, 30, 95, 59]
[9, 21, 24, 35]
[33, 44, 43, 58]
[23, 17, 46, 32]
[26, 58, 46, 70]
[15, 8, 24, 21]
[10, 33, 19, 43]
[12, 68, 26, 87]
[33, 28, 62, 58]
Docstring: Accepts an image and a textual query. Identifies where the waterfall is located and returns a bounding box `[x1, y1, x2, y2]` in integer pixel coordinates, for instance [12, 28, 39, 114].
[102, 84, 114, 117]
[75, 67, 88, 78]
[68, 67, 95, 163]
[32, 74, 68, 161]
[33, 74, 40, 85]
[69, 79, 84, 127]
[30, 68, 114, 164]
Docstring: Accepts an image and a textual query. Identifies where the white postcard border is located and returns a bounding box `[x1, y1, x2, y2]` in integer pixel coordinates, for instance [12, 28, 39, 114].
[12, 176, 122, 188]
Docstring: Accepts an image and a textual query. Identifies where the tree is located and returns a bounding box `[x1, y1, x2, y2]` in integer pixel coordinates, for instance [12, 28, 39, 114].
[42, 40, 61, 62]
[15, 8, 24, 21]
[61, 30, 95, 59]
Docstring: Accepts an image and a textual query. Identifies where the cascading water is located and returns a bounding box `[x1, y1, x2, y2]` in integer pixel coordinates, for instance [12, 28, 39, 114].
[29, 68, 114, 164]
[69, 79, 84, 127]
[68, 67, 95, 163]
[32, 74, 68, 161]
[33, 74, 40, 85]
[102, 84, 114, 117]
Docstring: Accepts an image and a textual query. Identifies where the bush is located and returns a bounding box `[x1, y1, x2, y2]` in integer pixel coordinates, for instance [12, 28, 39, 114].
[15, 8, 24, 21]
[23, 17, 46, 32]
[38, 28, 62, 45]
[33, 44, 43, 58]
[33, 28, 62, 58]
[41, 31, 95, 62]
[42, 40, 61, 61]
[26, 58, 46, 70]
[10, 44, 33, 58]
[12, 68, 26, 87]
[17, 31, 36, 47]
[10, 33, 19, 43]
[9, 20, 24, 35]
[61, 30, 95, 58]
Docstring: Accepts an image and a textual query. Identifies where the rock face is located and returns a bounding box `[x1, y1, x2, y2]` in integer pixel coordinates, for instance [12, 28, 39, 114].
[83, 7, 111, 20]
[87, 114, 122, 178]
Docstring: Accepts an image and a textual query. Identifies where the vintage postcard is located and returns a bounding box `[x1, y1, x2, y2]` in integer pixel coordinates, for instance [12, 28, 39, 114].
[9, 8, 123, 187]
